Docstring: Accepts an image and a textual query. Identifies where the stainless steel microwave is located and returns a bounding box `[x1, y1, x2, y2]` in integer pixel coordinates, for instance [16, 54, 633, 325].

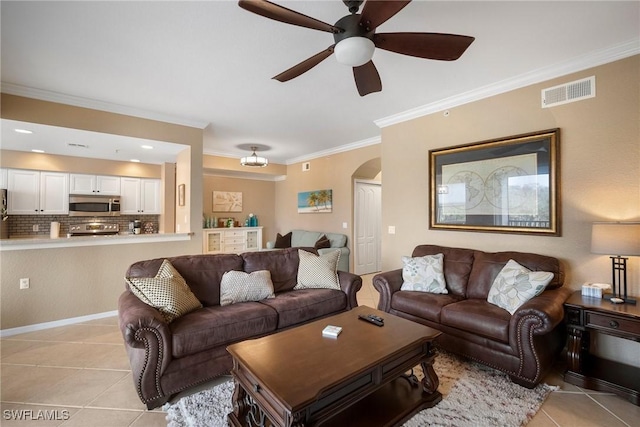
[68, 195, 120, 217]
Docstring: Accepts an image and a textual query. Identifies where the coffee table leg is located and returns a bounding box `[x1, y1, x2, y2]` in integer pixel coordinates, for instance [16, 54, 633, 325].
[230, 380, 247, 426]
[230, 381, 272, 427]
[420, 344, 440, 394]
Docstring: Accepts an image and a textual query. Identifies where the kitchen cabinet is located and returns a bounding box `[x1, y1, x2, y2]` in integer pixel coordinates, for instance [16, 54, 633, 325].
[203, 227, 263, 254]
[0, 168, 7, 189]
[120, 178, 161, 214]
[69, 174, 120, 195]
[7, 169, 69, 215]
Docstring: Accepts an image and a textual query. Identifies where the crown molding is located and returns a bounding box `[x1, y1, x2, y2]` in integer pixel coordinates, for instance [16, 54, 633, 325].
[285, 135, 381, 165]
[375, 38, 640, 129]
[1, 82, 210, 129]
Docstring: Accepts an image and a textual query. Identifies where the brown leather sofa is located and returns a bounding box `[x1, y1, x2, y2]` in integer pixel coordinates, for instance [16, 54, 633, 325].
[373, 244, 572, 388]
[118, 247, 362, 409]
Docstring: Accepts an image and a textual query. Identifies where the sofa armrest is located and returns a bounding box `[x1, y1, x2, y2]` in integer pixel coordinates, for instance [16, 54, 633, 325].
[337, 270, 362, 309]
[510, 287, 572, 336]
[508, 287, 572, 381]
[372, 269, 404, 312]
[118, 290, 173, 407]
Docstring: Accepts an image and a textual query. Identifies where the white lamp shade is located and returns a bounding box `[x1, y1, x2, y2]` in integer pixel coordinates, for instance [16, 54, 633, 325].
[240, 155, 268, 167]
[334, 37, 375, 67]
[591, 222, 640, 256]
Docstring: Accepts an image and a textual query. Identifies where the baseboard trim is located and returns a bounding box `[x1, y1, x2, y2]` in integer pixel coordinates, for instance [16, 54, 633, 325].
[0, 310, 118, 338]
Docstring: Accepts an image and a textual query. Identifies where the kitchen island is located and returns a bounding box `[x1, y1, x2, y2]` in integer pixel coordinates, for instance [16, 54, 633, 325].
[1, 232, 191, 251]
[1, 231, 199, 334]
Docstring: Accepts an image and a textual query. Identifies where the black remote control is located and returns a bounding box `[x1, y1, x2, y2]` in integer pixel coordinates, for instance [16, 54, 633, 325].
[358, 314, 384, 327]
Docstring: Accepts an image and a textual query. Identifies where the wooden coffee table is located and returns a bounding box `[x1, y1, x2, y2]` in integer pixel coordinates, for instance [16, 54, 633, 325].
[227, 305, 442, 427]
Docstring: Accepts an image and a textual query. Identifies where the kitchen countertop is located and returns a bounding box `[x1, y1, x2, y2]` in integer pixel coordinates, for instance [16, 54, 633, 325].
[0, 232, 192, 251]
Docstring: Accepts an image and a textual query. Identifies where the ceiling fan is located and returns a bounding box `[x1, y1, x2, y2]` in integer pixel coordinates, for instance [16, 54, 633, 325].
[238, 0, 475, 96]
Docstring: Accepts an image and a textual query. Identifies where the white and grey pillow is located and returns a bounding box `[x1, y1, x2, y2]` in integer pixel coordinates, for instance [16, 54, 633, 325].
[487, 259, 554, 314]
[220, 270, 275, 306]
[294, 249, 341, 290]
[126, 259, 202, 323]
[400, 253, 448, 294]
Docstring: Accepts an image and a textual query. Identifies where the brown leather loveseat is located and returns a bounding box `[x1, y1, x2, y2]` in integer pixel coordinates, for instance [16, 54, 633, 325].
[118, 247, 362, 409]
[373, 244, 571, 388]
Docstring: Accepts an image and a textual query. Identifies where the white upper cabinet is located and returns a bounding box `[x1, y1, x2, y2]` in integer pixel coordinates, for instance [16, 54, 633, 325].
[8, 169, 69, 215]
[121, 178, 161, 214]
[40, 172, 70, 214]
[141, 179, 161, 214]
[69, 174, 120, 195]
[0, 168, 8, 189]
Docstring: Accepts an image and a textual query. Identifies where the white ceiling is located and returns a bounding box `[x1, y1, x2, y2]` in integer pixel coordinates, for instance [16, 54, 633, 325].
[1, 1, 639, 165]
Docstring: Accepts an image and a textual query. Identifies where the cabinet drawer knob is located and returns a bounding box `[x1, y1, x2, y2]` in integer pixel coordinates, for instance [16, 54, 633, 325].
[609, 320, 619, 329]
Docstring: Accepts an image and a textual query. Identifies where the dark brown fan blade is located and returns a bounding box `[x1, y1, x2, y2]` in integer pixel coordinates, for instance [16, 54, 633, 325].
[238, 0, 342, 33]
[374, 32, 474, 61]
[359, 0, 411, 31]
[353, 61, 382, 97]
[273, 46, 335, 82]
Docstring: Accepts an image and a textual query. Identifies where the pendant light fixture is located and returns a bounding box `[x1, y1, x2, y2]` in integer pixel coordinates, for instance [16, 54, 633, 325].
[240, 146, 269, 167]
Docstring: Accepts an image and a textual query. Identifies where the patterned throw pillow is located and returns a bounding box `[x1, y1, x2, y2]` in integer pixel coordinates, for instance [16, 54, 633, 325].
[220, 270, 275, 306]
[126, 259, 202, 323]
[294, 249, 341, 290]
[400, 253, 448, 294]
[487, 259, 554, 314]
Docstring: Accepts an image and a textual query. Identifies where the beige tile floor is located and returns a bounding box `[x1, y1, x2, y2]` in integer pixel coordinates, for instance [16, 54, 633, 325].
[1, 274, 638, 426]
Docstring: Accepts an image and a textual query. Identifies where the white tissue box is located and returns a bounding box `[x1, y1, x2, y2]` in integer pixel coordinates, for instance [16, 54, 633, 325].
[581, 283, 612, 298]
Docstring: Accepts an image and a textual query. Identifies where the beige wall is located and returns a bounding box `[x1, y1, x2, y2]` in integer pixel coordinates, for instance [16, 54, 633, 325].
[203, 175, 276, 245]
[380, 55, 639, 294]
[0, 149, 161, 178]
[273, 145, 382, 252]
[1, 95, 204, 329]
[203, 153, 287, 177]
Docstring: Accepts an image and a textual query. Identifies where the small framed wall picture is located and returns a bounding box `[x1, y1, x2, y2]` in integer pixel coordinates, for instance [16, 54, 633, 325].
[178, 184, 186, 206]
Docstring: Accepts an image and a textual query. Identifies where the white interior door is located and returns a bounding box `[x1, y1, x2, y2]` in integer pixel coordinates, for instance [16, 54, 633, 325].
[354, 180, 381, 275]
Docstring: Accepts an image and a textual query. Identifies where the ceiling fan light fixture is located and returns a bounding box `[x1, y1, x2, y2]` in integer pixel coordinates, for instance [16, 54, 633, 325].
[240, 146, 269, 167]
[334, 37, 375, 67]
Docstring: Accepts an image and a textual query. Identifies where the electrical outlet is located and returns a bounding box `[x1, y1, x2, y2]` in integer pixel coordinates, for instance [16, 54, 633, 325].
[388, 226, 396, 235]
[20, 278, 30, 289]
[32, 224, 39, 232]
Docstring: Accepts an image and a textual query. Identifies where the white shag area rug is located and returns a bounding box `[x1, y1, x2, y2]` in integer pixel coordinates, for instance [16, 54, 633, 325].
[164, 351, 556, 427]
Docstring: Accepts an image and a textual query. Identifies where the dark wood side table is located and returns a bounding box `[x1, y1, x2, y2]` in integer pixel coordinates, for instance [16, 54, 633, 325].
[564, 291, 640, 406]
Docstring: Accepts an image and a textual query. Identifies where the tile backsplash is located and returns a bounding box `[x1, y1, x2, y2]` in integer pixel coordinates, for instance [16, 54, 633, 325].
[8, 215, 160, 237]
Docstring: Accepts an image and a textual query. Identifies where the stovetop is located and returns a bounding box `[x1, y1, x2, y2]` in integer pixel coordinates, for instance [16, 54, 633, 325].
[68, 222, 120, 235]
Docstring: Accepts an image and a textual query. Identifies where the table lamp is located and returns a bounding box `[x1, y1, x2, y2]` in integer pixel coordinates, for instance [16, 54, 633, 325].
[591, 222, 640, 304]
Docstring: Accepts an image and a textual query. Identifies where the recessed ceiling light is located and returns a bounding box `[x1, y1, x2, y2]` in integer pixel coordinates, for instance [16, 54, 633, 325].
[130, 159, 141, 163]
[141, 145, 154, 150]
[31, 149, 45, 153]
[15, 129, 33, 134]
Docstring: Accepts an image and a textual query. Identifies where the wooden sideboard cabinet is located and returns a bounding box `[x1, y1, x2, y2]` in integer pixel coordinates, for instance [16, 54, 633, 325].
[203, 226, 263, 254]
[564, 291, 640, 406]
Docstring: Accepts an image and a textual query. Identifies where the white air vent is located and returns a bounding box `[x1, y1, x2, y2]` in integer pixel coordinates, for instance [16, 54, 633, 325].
[542, 76, 595, 108]
[67, 143, 89, 148]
